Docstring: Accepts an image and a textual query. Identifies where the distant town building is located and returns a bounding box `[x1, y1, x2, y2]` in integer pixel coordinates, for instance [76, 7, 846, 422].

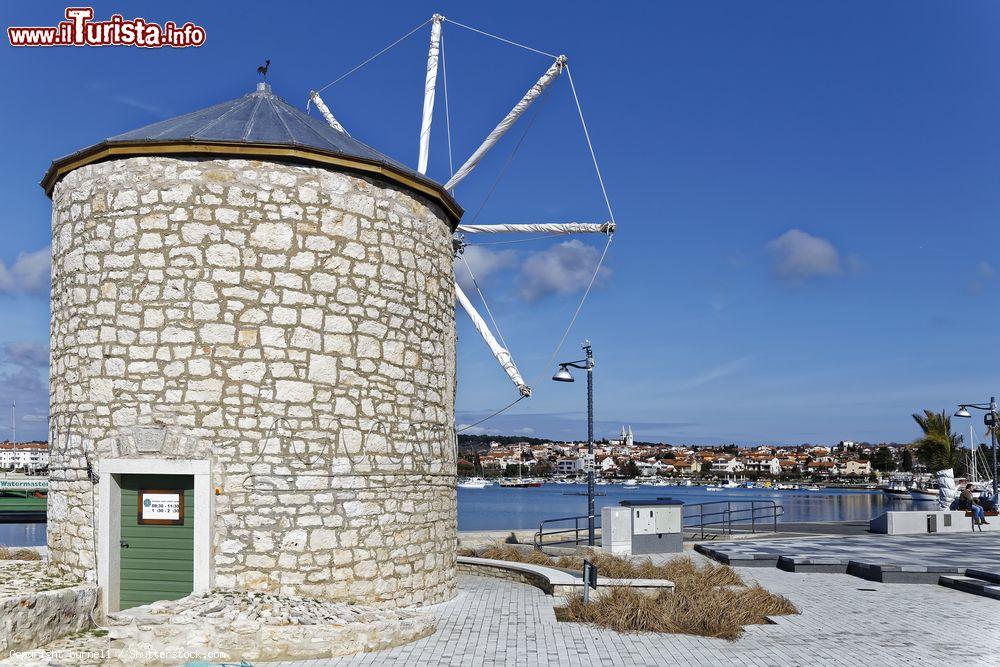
[0, 442, 49, 471]
[556, 458, 585, 476]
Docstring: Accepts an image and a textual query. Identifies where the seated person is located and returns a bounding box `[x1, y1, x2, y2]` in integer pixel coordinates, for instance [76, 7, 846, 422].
[959, 484, 988, 525]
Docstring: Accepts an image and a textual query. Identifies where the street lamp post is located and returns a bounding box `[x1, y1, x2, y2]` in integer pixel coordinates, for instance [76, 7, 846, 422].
[954, 397, 999, 504]
[553, 341, 596, 546]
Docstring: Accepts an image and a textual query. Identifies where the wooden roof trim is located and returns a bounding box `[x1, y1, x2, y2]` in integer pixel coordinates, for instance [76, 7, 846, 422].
[41, 141, 463, 227]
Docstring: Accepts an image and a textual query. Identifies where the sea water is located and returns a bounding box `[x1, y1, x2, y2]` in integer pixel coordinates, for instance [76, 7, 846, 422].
[1, 485, 915, 545]
[458, 483, 910, 531]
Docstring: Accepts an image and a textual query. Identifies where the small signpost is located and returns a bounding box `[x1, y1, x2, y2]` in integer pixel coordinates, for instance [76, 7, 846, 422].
[582, 559, 598, 605]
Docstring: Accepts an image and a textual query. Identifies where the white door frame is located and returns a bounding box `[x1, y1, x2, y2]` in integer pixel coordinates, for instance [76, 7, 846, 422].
[97, 458, 213, 614]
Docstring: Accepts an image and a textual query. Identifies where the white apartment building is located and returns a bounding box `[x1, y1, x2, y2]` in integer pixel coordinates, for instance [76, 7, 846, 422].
[556, 458, 585, 476]
[0, 442, 50, 470]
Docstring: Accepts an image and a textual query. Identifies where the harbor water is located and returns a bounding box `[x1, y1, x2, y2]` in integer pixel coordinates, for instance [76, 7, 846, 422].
[458, 483, 910, 531]
[1, 485, 920, 544]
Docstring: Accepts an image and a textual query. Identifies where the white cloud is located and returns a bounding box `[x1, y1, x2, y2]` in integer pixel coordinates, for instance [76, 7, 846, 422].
[2, 341, 48, 369]
[767, 230, 857, 283]
[517, 240, 612, 301]
[967, 260, 996, 295]
[456, 246, 517, 293]
[680, 356, 755, 389]
[0, 247, 50, 296]
[112, 94, 166, 117]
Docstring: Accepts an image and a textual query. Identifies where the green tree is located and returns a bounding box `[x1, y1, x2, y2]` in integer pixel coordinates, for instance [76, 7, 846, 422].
[911, 409, 962, 472]
[870, 446, 895, 473]
[900, 448, 913, 472]
[622, 460, 641, 478]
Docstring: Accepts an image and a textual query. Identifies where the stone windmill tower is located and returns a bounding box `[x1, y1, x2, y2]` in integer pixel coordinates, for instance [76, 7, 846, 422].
[43, 81, 462, 613]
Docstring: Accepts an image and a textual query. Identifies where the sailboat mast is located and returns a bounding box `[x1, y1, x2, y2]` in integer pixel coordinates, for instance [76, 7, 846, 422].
[971, 424, 977, 484]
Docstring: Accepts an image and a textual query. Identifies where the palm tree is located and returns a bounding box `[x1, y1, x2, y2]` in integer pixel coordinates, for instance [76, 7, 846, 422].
[911, 409, 963, 472]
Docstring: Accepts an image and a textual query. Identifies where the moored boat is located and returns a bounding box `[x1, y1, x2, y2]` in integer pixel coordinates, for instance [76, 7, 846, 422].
[457, 477, 492, 489]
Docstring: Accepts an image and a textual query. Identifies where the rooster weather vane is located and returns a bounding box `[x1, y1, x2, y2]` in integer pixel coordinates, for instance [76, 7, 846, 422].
[257, 59, 270, 79]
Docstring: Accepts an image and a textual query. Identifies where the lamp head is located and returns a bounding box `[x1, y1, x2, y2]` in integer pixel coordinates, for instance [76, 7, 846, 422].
[552, 366, 575, 383]
[954, 407, 972, 419]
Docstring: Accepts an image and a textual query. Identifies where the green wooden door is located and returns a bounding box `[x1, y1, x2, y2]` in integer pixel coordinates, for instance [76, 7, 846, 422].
[119, 474, 194, 610]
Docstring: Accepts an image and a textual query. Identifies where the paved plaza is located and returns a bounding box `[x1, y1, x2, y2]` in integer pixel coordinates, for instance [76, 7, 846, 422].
[696, 532, 1000, 576]
[265, 559, 1000, 666]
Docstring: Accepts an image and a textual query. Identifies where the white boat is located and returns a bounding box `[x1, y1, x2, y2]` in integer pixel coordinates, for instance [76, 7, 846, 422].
[457, 477, 492, 489]
[804, 485, 821, 491]
[622, 479, 639, 488]
[909, 485, 938, 502]
[881, 479, 910, 498]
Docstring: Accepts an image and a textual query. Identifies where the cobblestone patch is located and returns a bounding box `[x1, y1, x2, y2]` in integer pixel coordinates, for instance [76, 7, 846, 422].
[2, 630, 109, 667]
[0, 563, 97, 656]
[105, 589, 436, 665]
[0, 562, 81, 597]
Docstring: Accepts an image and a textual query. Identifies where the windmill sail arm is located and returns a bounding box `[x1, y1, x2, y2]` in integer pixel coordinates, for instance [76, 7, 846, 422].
[309, 91, 350, 135]
[456, 222, 614, 235]
[455, 281, 531, 397]
[444, 55, 567, 191]
[417, 14, 444, 175]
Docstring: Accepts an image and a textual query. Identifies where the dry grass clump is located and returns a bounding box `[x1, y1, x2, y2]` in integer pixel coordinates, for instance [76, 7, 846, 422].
[477, 542, 553, 566]
[466, 542, 743, 586]
[461, 541, 797, 639]
[0, 547, 42, 560]
[562, 563, 797, 640]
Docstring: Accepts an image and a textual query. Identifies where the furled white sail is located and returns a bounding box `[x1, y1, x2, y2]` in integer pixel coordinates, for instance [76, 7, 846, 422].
[443, 55, 567, 191]
[936, 468, 960, 510]
[309, 91, 350, 135]
[455, 281, 531, 397]
[456, 222, 614, 235]
[417, 14, 444, 175]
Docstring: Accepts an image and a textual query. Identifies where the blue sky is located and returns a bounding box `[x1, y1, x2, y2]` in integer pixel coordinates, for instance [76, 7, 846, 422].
[1, 1, 999, 445]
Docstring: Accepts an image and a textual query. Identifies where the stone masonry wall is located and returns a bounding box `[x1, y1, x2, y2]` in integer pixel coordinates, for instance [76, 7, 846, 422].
[48, 156, 457, 607]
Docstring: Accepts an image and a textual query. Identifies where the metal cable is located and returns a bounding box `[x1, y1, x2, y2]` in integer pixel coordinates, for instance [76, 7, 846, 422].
[529, 233, 614, 389]
[565, 65, 617, 226]
[465, 83, 551, 226]
[459, 254, 511, 352]
[443, 18, 557, 59]
[441, 28, 455, 183]
[313, 18, 432, 95]
[457, 394, 527, 433]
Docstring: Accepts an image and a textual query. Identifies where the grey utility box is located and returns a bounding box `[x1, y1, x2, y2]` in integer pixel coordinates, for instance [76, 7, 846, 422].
[602, 499, 684, 555]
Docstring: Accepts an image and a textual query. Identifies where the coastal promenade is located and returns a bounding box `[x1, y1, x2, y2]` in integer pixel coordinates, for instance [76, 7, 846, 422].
[6, 547, 998, 665]
[265, 550, 999, 666]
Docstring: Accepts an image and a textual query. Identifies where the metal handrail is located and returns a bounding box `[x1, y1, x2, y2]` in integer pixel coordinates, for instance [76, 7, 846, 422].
[534, 514, 599, 550]
[680, 500, 784, 539]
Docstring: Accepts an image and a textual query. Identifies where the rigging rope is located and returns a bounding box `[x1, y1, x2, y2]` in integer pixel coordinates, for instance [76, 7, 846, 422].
[443, 17, 556, 59]
[529, 233, 614, 389]
[458, 233, 614, 432]
[459, 254, 510, 352]
[565, 65, 617, 227]
[467, 233, 570, 246]
[441, 28, 455, 183]
[465, 83, 552, 226]
[313, 18, 431, 96]
[457, 395, 528, 433]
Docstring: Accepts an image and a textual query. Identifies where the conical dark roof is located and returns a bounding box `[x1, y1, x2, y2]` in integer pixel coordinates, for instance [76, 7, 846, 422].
[42, 83, 461, 225]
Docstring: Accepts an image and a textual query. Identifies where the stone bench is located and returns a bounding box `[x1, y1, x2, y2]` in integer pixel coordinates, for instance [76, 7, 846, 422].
[869, 510, 1000, 535]
[456, 556, 674, 597]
